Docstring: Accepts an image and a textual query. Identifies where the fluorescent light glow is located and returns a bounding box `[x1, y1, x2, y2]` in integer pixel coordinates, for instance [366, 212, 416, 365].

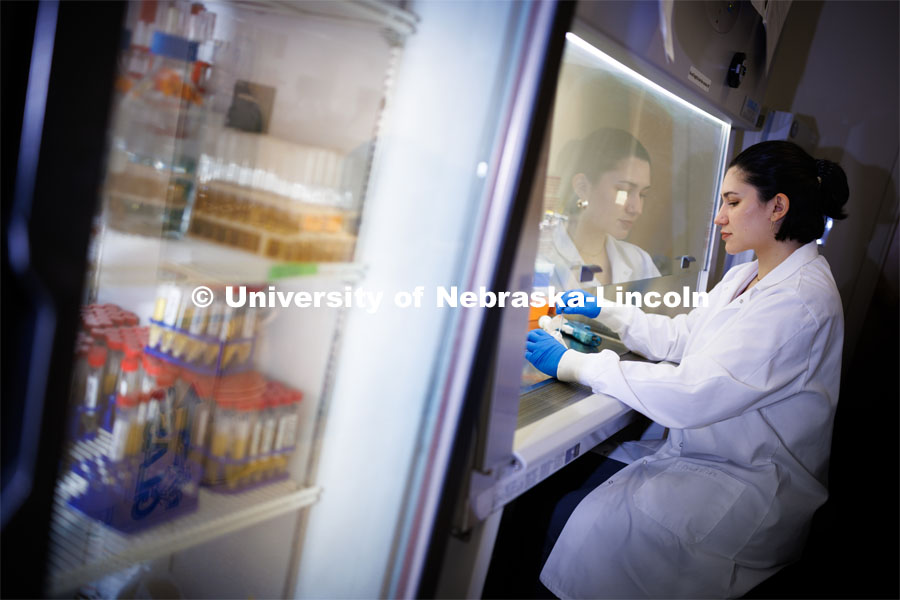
[565, 33, 730, 129]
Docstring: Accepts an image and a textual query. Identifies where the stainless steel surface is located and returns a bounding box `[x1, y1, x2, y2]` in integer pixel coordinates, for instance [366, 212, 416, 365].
[516, 340, 648, 430]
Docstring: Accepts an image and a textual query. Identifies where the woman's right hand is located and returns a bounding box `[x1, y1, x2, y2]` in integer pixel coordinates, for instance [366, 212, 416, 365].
[525, 329, 568, 378]
[556, 289, 601, 318]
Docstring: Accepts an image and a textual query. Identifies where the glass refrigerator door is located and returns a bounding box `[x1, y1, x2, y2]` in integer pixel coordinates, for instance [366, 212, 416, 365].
[468, 26, 731, 529]
[39, 1, 562, 597]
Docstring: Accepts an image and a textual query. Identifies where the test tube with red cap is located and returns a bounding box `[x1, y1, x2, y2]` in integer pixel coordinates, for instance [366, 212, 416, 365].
[205, 393, 234, 485]
[227, 397, 258, 488]
[246, 394, 265, 482]
[272, 384, 303, 476]
[141, 354, 166, 443]
[81, 346, 109, 436]
[185, 371, 216, 462]
[109, 355, 141, 461]
[157, 363, 178, 447]
[69, 343, 90, 417]
[103, 331, 125, 398]
[258, 388, 280, 479]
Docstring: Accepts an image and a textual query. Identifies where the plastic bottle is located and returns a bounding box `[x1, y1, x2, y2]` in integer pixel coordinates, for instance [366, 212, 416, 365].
[188, 4, 216, 97]
[112, 1, 157, 101]
[108, 15, 204, 238]
[128, 1, 158, 77]
[538, 315, 567, 347]
[536, 211, 576, 291]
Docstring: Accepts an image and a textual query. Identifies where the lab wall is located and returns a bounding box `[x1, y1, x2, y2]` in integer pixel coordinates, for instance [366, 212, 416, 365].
[735, 4, 899, 596]
[760, 0, 899, 370]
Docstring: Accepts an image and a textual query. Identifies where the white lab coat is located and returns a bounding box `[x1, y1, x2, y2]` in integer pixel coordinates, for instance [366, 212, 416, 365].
[550, 225, 661, 287]
[541, 242, 844, 598]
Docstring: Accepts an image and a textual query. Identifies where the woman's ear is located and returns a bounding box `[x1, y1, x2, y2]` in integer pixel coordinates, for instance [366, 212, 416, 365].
[770, 193, 790, 222]
[573, 173, 590, 199]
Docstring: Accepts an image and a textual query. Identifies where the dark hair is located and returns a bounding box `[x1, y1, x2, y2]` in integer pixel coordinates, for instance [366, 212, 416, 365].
[729, 140, 849, 244]
[558, 128, 651, 213]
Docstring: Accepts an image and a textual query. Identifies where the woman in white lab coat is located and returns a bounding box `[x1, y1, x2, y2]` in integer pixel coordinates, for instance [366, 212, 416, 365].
[544, 128, 661, 288]
[525, 140, 849, 598]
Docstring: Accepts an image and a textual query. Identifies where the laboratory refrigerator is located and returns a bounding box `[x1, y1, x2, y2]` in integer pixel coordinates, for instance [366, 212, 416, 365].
[1, 0, 574, 597]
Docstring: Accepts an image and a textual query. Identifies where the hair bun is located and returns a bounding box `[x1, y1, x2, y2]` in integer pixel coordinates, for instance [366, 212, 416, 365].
[815, 157, 849, 221]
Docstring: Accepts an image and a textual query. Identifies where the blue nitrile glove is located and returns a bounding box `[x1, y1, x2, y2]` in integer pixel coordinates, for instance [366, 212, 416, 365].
[525, 329, 567, 378]
[556, 289, 601, 318]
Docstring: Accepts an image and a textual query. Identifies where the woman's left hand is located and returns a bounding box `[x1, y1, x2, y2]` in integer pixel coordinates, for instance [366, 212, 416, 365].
[525, 329, 568, 378]
[557, 289, 602, 318]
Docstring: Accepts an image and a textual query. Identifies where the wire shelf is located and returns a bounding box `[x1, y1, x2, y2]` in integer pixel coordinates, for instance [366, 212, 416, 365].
[47, 432, 320, 596]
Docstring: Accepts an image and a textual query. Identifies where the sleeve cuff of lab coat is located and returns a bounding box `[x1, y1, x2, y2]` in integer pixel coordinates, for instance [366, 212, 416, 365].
[557, 348, 621, 386]
[557, 349, 588, 383]
[595, 304, 637, 336]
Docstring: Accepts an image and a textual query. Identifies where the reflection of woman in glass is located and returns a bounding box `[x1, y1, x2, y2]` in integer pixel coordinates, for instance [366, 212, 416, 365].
[553, 128, 661, 286]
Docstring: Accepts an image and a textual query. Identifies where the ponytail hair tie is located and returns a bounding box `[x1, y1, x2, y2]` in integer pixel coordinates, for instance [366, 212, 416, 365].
[816, 158, 827, 186]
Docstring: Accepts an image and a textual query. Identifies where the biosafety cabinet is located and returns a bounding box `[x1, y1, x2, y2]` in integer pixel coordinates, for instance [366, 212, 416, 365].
[2, 0, 770, 597]
[432, 2, 773, 597]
